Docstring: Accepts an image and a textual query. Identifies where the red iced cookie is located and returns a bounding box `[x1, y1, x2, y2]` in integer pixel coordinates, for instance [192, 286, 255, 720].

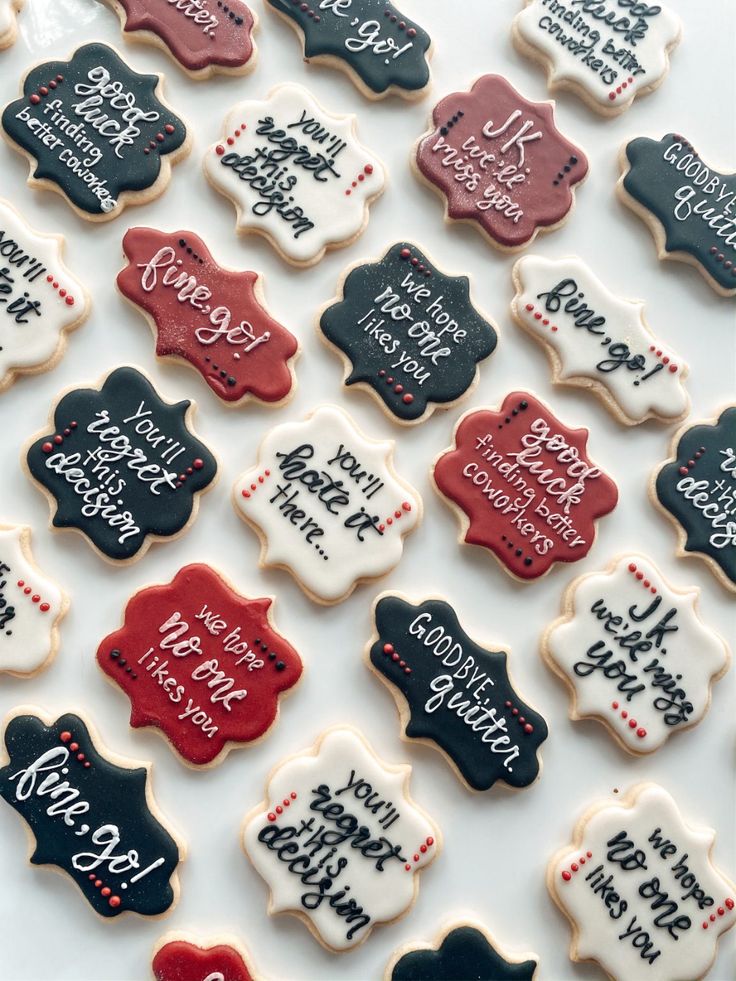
[118, 228, 298, 407]
[153, 938, 254, 981]
[414, 74, 588, 251]
[433, 392, 618, 581]
[97, 564, 302, 766]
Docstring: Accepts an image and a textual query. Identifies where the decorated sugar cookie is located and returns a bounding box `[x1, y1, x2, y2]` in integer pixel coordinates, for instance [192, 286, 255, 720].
[386, 922, 538, 981]
[511, 255, 689, 426]
[433, 392, 618, 582]
[97, 564, 302, 767]
[0, 708, 183, 918]
[265, 0, 432, 101]
[544, 554, 730, 754]
[101, 0, 257, 79]
[319, 242, 498, 425]
[242, 726, 440, 951]
[0, 199, 89, 394]
[512, 0, 681, 116]
[118, 228, 298, 408]
[0, 525, 66, 678]
[619, 134, 736, 297]
[152, 934, 256, 981]
[549, 784, 736, 980]
[653, 406, 736, 592]
[2, 43, 189, 221]
[414, 74, 588, 252]
[367, 594, 548, 792]
[232, 405, 421, 604]
[25, 366, 217, 564]
[0, 0, 24, 50]
[204, 84, 385, 266]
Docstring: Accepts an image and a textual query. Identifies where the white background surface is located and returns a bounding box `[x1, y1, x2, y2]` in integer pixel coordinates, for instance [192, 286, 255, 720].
[0, 1, 734, 978]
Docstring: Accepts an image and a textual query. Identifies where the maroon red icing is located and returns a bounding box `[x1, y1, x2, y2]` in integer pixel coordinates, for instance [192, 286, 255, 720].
[433, 392, 618, 580]
[118, 228, 297, 405]
[152, 939, 254, 981]
[97, 564, 302, 765]
[416, 74, 588, 249]
[114, 0, 255, 73]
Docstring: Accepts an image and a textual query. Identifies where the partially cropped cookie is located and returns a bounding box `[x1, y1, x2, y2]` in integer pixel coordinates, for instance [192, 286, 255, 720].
[618, 134, 736, 297]
[101, 0, 257, 79]
[152, 935, 257, 981]
[204, 84, 384, 266]
[549, 784, 736, 980]
[118, 227, 299, 408]
[265, 0, 432, 100]
[319, 241, 498, 424]
[2, 43, 189, 221]
[512, 0, 681, 116]
[0, 0, 23, 49]
[414, 74, 588, 252]
[544, 554, 730, 753]
[512, 254, 689, 426]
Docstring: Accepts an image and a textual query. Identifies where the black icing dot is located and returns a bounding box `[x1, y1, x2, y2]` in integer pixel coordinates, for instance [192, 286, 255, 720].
[110, 649, 120, 659]
[515, 549, 522, 557]
[227, 376, 236, 387]
[254, 638, 261, 645]
[276, 661, 285, 672]
[268, 652, 276, 661]
[524, 557, 533, 567]
[520, 400, 528, 410]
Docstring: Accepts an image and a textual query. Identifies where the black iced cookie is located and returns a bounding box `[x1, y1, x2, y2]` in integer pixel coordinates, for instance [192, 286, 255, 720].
[26, 366, 216, 562]
[621, 134, 736, 296]
[320, 243, 497, 423]
[390, 925, 538, 981]
[266, 0, 432, 98]
[2, 43, 187, 219]
[369, 595, 547, 791]
[655, 406, 736, 590]
[0, 711, 180, 917]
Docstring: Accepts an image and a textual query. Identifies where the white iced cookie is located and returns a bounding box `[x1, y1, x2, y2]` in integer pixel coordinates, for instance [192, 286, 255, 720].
[0, 524, 66, 676]
[543, 554, 730, 754]
[0, 199, 89, 393]
[242, 726, 440, 951]
[512, 255, 688, 426]
[0, 0, 23, 49]
[203, 83, 385, 266]
[512, 0, 681, 116]
[549, 784, 736, 980]
[232, 405, 421, 604]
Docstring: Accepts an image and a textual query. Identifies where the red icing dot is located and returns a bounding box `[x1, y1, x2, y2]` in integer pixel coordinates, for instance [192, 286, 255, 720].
[88, 874, 95, 881]
[628, 719, 637, 729]
[400, 248, 410, 259]
[402, 502, 412, 512]
[621, 711, 628, 719]
[562, 870, 572, 880]
[420, 844, 427, 853]
[275, 806, 283, 814]
[42, 442, 53, 453]
[32, 595, 40, 603]
[612, 701, 619, 709]
[109, 896, 121, 908]
[70, 743, 79, 752]
[291, 792, 297, 800]
[77, 753, 85, 761]
[403, 394, 414, 404]
[637, 728, 646, 738]
[60, 732, 72, 743]
[587, 851, 592, 858]
[101, 887, 111, 897]
[267, 812, 276, 822]
[53, 434, 63, 445]
[193, 459, 204, 470]
[405, 864, 411, 871]
[524, 724, 533, 734]
[383, 643, 394, 655]
[165, 124, 175, 134]
[571, 863, 578, 871]
[94, 880, 102, 888]
[413, 854, 419, 862]
[364, 164, 374, 175]
[30, 94, 40, 104]
[216, 146, 225, 155]
[426, 837, 434, 846]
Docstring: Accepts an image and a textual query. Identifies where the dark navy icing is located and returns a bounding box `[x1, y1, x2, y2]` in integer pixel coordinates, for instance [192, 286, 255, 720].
[391, 926, 538, 981]
[26, 366, 216, 561]
[656, 406, 736, 586]
[623, 134, 736, 294]
[0, 712, 180, 917]
[267, 0, 431, 95]
[320, 242, 497, 422]
[2, 43, 186, 217]
[370, 596, 548, 791]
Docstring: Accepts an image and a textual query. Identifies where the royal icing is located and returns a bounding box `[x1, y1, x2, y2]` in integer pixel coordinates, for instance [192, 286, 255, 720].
[654, 407, 736, 591]
[433, 393, 618, 581]
[415, 74, 588, 251]
[26, 366, 217, 563]
[512, 255, 688, 425]
[0, 525, 65, 677]
[369, 595, 548, 791]
[513, 0, 681, 113]
[204, 84, 385, 265]
[320, 242, 497, 424]
[389, 925, 538, 981]
[118, 228, 298, 406]
[233, 405, 421, 603]
[153, 938, 255, 981]
[550, 784, 736, 980]
[1, 43, 187, 219]
[0, 711, 181, 917]
[266, 0, 432, 98]
[0, 0, 23, 49]
[620, 134, 736, 296]
[0, 199, 88, 392]
[105, 0, 256, 76]
[242, 727, 439, 951]
[545, 554, 729, 753]
[97, 564, 302, 766]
